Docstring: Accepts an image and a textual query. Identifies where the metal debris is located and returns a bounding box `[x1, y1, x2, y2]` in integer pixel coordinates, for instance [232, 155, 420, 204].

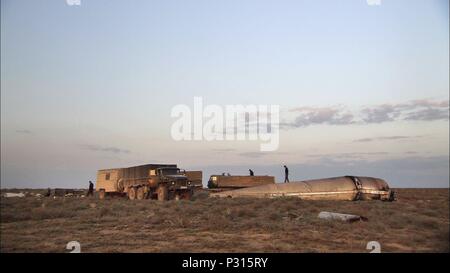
[318, 211, 368, 222]
[211, 176, 396, 201]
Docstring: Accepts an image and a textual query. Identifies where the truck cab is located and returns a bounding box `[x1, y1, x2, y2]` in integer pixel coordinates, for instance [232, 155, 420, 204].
[124, 167, 194, 201]
[154, 167, 192, 191]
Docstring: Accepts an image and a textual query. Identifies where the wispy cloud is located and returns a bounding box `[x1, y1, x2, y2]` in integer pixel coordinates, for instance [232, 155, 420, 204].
[361, 104, 400, 123]
[238, 151, 288, 158]
[353, 135, 424, 143]
[306, 151, 390, 160]
[212, 148, 236, 152]
[283, 99, 449, 129]
[403, 108, 449, 121]
[239, 152, 270, 158]
[282, 106, 354, 128]
[81, 144, 130, 154]
[361, 99, 449, 123]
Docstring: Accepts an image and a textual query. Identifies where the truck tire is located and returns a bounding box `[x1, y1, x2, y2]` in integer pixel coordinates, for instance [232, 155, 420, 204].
[117, 179, 124, 192]
[99, 189, 106, 200]
[128, 187, 136, 200]
[157, 185, 168, 201]
[136, 187, 145, 200]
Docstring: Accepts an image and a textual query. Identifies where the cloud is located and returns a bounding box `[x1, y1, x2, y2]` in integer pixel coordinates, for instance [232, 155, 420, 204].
[82, 144, 130, 154]
[283, 106, 355, 128]
[16, 129, 33, 134]
[361, 99, 449, 123]
[409, 99, 449, 108]
[238, 151, 288, 158]
[284, 99, 449, 129]
[212, 148, 236, 152]
[361, 104, 400, 123]
[353, 135, 424, 143]
[306, 152, 390, 160]
[404, 108, 449, 121]
[239, 152, 269, 158]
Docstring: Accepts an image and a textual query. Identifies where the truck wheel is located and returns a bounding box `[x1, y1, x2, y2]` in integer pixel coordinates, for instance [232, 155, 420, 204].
[136, 187, 145, 200]
[99, 189, 106, 200]
[128, 187, 136, 200]
[157, 185, 168, 201]
[117, 179, 124, 192]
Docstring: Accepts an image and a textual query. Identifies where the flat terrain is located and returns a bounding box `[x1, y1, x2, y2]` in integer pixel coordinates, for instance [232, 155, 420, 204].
[1, 188, 448, 253]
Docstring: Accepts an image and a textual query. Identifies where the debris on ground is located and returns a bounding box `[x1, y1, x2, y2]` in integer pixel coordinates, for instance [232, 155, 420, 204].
[318, 211, 368, 222]
[3, 192, 25, 198]
[211, 176, 395, 201]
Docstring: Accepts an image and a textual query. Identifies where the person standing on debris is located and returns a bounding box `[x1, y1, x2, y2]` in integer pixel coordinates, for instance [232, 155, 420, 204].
[87, 181, 94, 197]
[45, 188, 51, 197]
[249, 169, 254, 176]
[284, 165, 289, 183]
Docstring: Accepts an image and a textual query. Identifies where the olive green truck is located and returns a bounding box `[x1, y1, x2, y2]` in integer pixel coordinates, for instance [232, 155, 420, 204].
[96, 164, 197, 201]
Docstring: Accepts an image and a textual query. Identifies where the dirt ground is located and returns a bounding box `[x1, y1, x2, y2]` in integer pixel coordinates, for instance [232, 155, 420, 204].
[0, 188, 448, 253]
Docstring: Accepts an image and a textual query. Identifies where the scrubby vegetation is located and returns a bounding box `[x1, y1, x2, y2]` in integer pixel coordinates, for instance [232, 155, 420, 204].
[1, 188, 448, 252]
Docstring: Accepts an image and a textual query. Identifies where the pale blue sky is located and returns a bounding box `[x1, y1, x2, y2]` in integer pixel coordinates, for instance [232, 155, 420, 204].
[1, 0, 449, 188]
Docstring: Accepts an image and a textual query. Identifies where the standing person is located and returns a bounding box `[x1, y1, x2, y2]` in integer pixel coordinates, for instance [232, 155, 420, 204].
[87, 181, 94, 197]
[284, 165, 289, 183]
[249, 169, 254, 176]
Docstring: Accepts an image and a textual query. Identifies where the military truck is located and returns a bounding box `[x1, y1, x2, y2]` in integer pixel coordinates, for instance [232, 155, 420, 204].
[96, 164, 194, 201]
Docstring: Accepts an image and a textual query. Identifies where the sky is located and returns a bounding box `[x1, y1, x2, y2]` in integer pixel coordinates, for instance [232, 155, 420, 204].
[1, 0, 449, 188]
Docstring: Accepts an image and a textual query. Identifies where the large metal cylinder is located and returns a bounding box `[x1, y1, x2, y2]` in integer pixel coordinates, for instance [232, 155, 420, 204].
[210, 176, 393, 201]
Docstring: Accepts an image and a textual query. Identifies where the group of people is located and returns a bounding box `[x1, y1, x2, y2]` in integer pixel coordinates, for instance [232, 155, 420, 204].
[248, 165, 290, 183]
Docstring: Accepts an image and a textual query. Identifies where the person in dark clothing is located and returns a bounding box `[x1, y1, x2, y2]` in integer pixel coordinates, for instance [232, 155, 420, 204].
[45, 188, 51, 197]
[87, 181, 94, 197]
[284, 165, 289, 183]
[249, 169, 254, 176]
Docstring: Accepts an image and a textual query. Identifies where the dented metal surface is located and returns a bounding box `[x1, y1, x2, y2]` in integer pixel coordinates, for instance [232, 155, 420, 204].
[208, 175, 275, 189]
[210, 176, 396, 201]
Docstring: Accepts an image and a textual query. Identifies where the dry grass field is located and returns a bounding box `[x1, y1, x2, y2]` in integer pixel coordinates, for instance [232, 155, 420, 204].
[1, 188, 448, 253]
